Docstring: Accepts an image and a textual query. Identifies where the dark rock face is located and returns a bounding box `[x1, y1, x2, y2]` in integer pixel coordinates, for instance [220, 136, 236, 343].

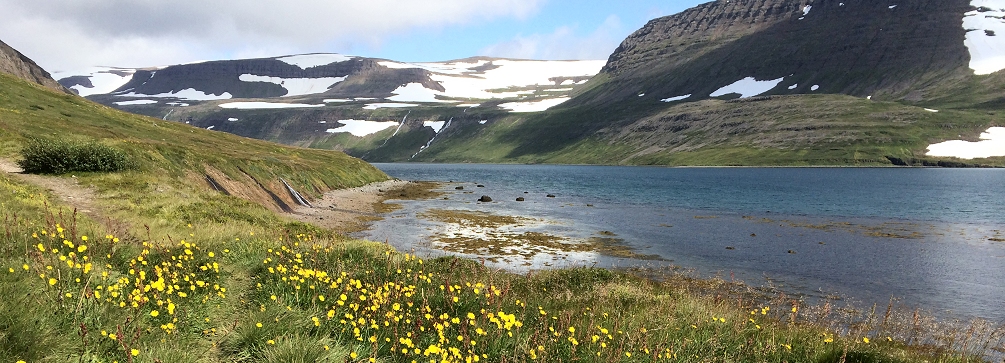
[0, 39, 69, 93]
[576, 0, 975, 106]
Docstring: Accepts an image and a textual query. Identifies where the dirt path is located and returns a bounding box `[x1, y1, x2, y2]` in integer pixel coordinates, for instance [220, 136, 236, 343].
[0, 158, 105, 220]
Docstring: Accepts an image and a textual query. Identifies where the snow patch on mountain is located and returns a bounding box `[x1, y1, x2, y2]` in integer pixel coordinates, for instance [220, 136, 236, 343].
[53, 67, 136, 97]
[118, 88, 232, 101]
[423, 121, 447, 133]
[378, 59, 604, 100]
[387, 83, 456, 103]
[276, 54, 353, 69]
[661, 94, 691, 102]
[498, 97, 571, 113]
[325, 120, 399, 137]
[218, 102, 324, 109]
[710, 77, 785, 98]
[113, 100, 157, 106]
[239, 74, 346, 97]
[963, 0, 1005, 75]
[926, 127, 1005, 159]
[363, 103, 419, 110]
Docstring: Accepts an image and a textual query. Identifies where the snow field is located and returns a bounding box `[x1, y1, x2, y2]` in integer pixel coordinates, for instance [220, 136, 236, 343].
[661, 94, 691, 102]
[362, 103, 420, 110]
[498, 97, 571, 113]
[218, 102, 324, 109]
[325, 120, 400, 137]
[926, 127, 1005, 159]
[113, 100, 157, 106]
[239, 74, 346, 97]
[387, 83, 457, 103]
[53, 67, 136, 97]
[377, 59, 604, 100]
[423, 121, 447, 133]
[963, 0, 1005, 75]
[710, 77, 785, 98]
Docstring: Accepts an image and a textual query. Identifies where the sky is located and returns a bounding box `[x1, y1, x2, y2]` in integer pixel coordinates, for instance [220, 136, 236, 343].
[0, 0, 702, 73]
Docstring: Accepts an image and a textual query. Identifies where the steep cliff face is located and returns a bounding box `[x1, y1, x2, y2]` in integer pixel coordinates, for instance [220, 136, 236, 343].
[574, 0, 975, 106]
[0, 39, 69, 93]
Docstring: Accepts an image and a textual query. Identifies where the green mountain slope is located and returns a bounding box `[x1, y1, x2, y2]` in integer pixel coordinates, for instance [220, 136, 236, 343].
[0, 72, 388, 240]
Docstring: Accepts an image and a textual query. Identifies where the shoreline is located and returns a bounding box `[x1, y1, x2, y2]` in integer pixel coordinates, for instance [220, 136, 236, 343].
[288, 179, 410, 234]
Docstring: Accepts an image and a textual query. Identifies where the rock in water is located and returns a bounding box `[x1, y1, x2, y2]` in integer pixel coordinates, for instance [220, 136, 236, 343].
[516, 197, 525, 202]
[455, 186, 464, 190]
[478, 196, 493, 202]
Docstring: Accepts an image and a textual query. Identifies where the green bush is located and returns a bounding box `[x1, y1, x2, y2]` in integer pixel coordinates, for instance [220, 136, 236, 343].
[17, 137, 132, 174]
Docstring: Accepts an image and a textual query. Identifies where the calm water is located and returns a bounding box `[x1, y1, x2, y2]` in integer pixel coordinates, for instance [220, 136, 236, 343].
[365, 164, 1005, 321]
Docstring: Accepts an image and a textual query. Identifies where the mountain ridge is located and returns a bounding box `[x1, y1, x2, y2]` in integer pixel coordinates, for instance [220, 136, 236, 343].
[0, 39, 69, 93]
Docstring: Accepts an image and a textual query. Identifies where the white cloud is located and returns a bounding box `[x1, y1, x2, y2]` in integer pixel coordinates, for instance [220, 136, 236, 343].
[480, 15, 624, 60]
[0, 0, 544, 72]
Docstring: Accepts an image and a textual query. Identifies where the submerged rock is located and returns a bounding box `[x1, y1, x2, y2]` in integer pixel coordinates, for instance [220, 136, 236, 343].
[546, 194, 556, 198]
[516, 197, 525, 201]
[478, 195, 493, 202]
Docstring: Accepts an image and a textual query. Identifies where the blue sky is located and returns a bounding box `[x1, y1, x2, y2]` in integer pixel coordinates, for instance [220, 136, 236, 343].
[0, 0, 703, 71]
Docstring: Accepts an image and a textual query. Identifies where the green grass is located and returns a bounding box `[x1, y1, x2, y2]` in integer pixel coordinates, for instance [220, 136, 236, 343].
[0, 175, 999, 362]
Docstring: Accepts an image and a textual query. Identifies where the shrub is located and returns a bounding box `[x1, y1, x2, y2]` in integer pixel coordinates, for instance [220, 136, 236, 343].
[17, 137, 132, 174]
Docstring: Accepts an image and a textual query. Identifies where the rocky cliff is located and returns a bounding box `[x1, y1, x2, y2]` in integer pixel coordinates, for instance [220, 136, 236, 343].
[573, 0, 976, 106]
[0, 39, 69, 93]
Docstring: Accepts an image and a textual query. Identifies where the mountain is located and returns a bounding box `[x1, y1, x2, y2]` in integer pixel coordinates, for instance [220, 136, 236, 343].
[0, 39, 68, 93]
[577, 0, 980, 106]
[54, 55, 603, 110]
[53, 0, 1005, 166]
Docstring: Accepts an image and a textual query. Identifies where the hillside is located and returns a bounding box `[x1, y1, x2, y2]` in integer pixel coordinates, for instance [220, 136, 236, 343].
[0, 39, 68, 93]
[0, 69, 388, 241]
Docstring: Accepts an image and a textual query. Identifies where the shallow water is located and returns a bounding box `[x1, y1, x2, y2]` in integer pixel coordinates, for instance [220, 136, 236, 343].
[360, 164, 1005, 321]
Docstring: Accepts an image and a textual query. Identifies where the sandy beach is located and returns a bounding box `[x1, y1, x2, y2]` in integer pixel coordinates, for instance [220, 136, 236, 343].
[288, 179, 410, 234]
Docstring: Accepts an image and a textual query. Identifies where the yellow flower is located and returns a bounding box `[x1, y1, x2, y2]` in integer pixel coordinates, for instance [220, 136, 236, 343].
[350, 352, 358, 359]
[48, 278, 57, 286]
[256, 322, 263, 328]
[863, 337, 870, 344]
[77, 245, 87, 253]
[267, 339, 275, 345]
[150, 310, 159, 317]
[131, 348, 139, 356]
[109, 333, 117, 340]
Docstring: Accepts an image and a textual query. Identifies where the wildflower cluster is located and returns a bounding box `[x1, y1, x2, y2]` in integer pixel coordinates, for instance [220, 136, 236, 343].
[19, 224, 226, 359]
